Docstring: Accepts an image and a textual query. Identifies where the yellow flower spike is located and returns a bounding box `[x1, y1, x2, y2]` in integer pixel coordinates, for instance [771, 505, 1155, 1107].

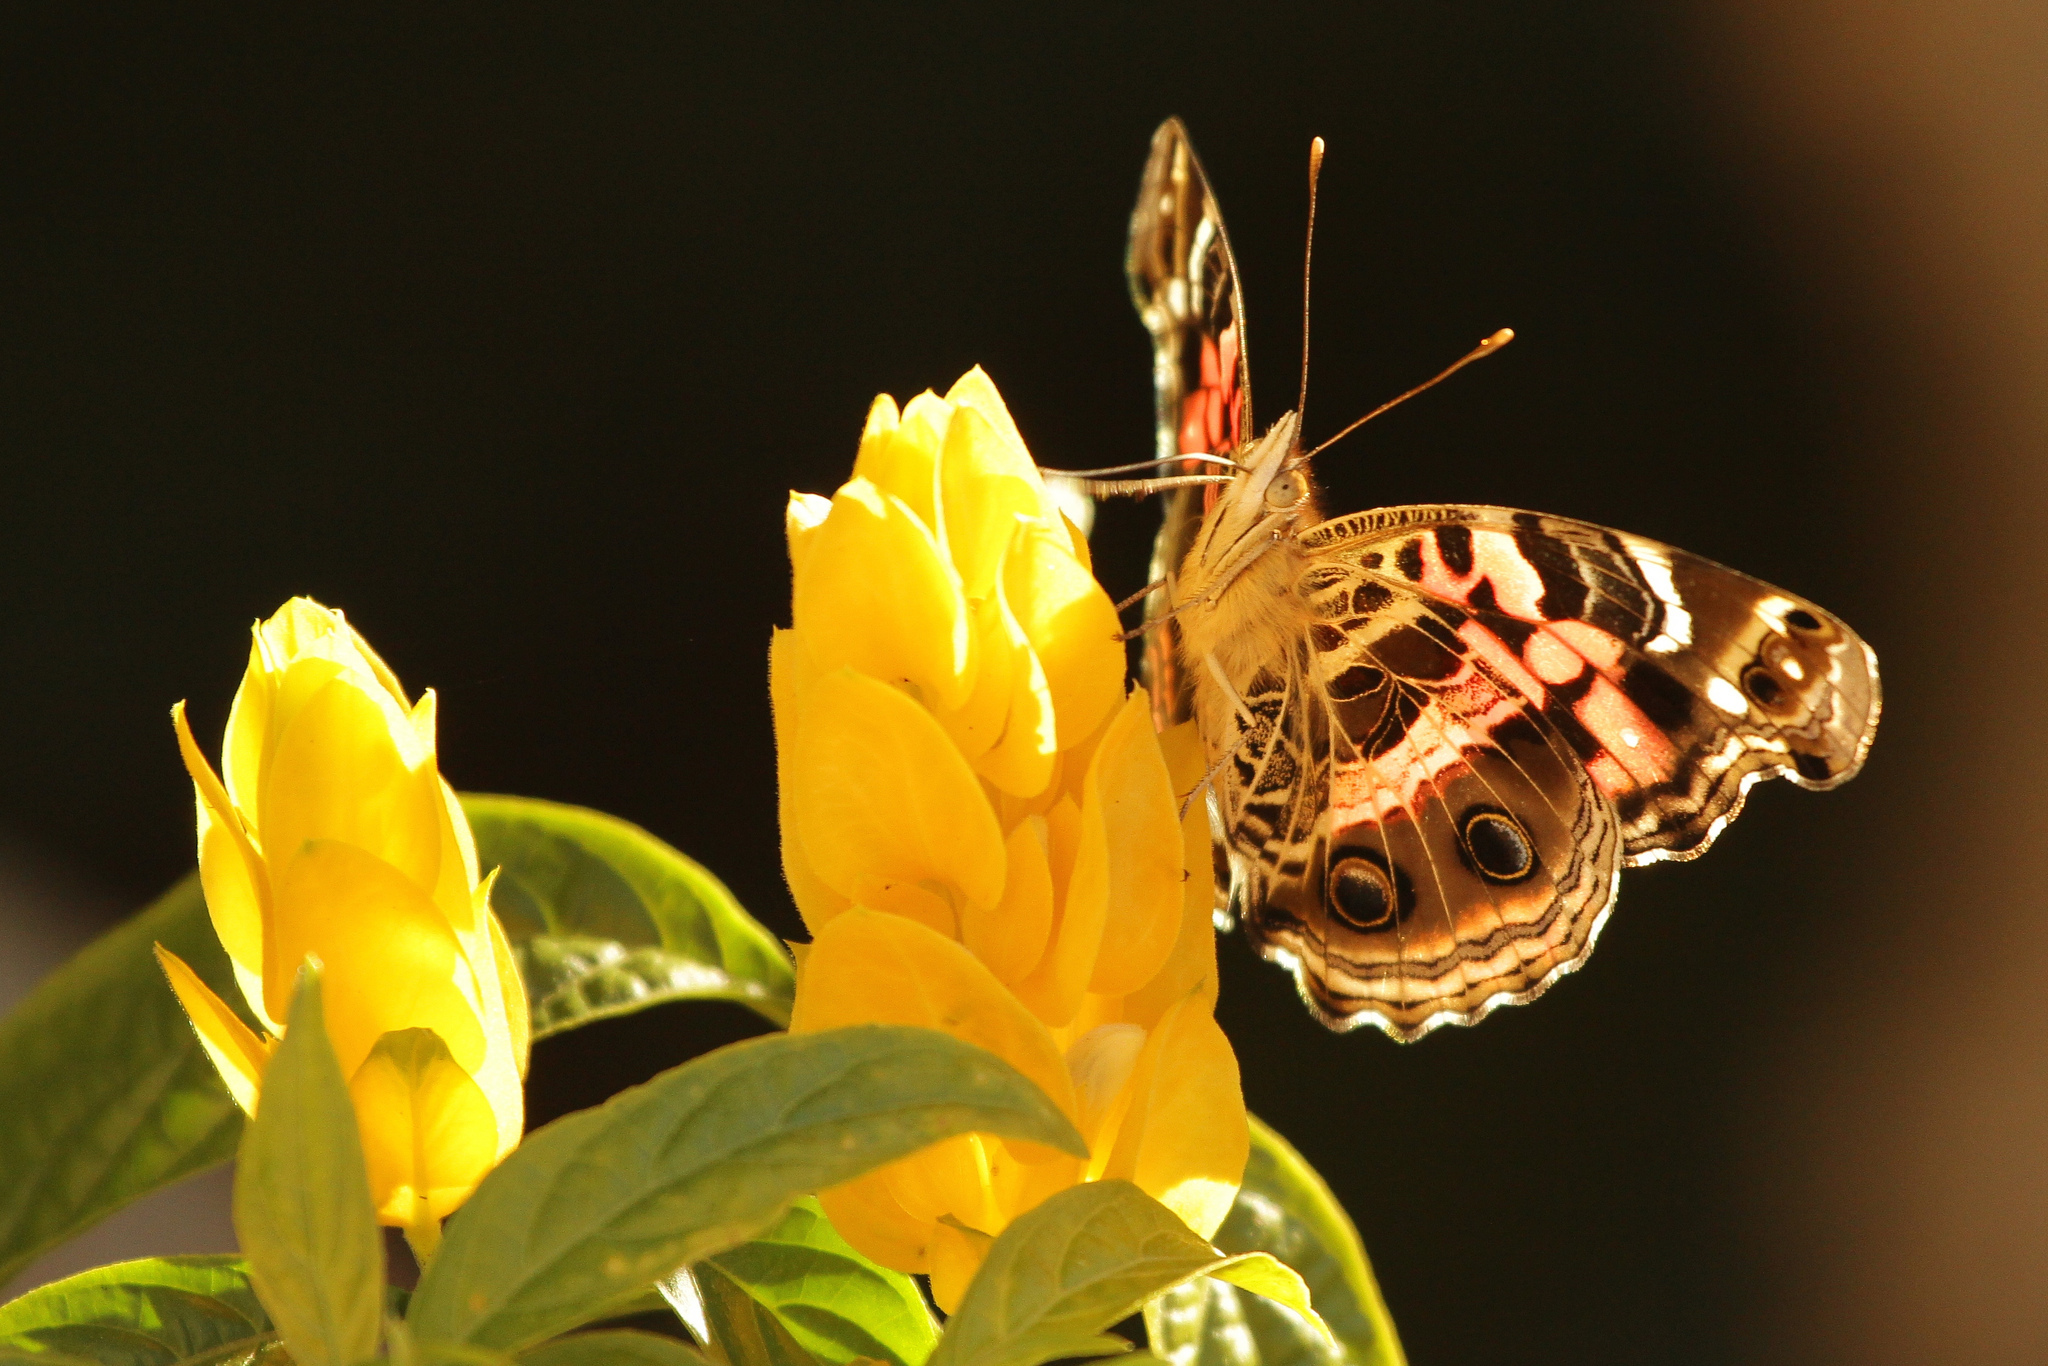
[927, 1220, 993, 1316]
[1084, 690, 1185, 997]
[1014, 790, 1109, 1030]
[1100, 995, 1248, 1240]
[164, 597, 526, 1232]
[942, 367, 1029, 470]
[939, 403, 1044, 600]
[785, 491, 834, 579]
[790, 478, 974, 713]
[1003, 519, 1124, 750]
[350, 1027, 500, 1228]
[782, 374, 1246, 1277]
[172, 701, 275, 1031]
[1121, 720, 1221, 1027]
[153, 945, 271, 1114]
[790, 908, 1080, 1136]
[769, 630, 853, 933]
[818, 1170, 931, 1271]
[960, 817, 1056, 987]
[964, 577, 1058, 796]
[785, 670, 1008, 932]
[854, 391, 949, 529]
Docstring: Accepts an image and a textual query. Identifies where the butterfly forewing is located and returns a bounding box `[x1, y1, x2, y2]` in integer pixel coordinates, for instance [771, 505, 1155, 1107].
[1127, 117, 1253, 730]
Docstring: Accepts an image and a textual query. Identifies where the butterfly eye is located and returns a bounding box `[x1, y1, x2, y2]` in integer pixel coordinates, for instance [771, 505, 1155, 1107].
[1266, 472, 1304, 510]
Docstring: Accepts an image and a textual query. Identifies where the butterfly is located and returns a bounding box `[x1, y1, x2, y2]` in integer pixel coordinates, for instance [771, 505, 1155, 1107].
[1105, 118, 1880, 1041]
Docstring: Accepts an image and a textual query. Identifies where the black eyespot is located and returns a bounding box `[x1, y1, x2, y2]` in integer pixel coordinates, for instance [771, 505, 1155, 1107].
[1742, 665, 1783, 706]
[1460, 808, 1537, 884]
[1328, 856, 1396, 929]
[1784, 607, 1821, 632]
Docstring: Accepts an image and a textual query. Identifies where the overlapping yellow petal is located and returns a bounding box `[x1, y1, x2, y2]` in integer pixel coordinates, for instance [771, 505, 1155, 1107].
[350, 1028, 501, 1225]
[159, 597, 526, 1238]
[779, 370, 1246, 1303]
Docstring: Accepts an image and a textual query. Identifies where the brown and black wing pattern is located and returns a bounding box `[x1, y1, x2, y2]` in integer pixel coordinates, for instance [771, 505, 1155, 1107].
[1299, 506, 1882, 861]
[1127, 117, 1253, 730]
[1217, 586, 1623, 1039]
[1230, 505, 1879, 1039]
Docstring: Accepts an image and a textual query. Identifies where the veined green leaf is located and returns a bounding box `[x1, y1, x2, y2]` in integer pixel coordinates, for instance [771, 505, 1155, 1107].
[232, 971, 383, 1366]
[0, 877, 245, 1287]
[0, 1255, 277, 1366]
[929, 1181, 1325, 1366]
[519, 1331, 710, 1366]
[668, 1268, 819, 1366]
[408, 1025, 1085, 1354]
[1143, 1118, 1403, 1366]
[674, 1199, 935, 1366]
[464, 796, 795, 1035]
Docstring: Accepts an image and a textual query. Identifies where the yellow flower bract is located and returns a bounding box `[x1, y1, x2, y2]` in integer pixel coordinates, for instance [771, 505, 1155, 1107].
[157, 598, 528, 1238]
[775, 368, 1248, 1310]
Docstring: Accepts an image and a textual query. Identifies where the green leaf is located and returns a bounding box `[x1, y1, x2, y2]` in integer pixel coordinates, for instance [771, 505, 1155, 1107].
[0, 876, 245, 1286]
[0, 1255, 279, 1366]
[408, 1025, 1086, 1354]
[678, 1268, 819, 1366]
[518, 1331, 710, 1366]
[231, 969, 384, 1366]
[1143, 1117, 1404, 1366]
[464, 795, 795, 1035]
[673, 1199, 935, 1366]
[929, 1181, 1325, 1366]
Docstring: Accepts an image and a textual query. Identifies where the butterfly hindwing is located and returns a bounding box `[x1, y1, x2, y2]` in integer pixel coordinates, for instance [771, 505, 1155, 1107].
[1219, 574, 1624, 1037]
[1224, 506, 1879, 1038]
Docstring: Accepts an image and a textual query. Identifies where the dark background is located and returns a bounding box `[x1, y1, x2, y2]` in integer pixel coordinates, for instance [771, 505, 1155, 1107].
[6, 5, 2046, 1363]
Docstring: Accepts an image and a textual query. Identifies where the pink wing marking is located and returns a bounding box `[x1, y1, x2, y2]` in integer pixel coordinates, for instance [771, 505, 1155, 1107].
[1416, 526, 1678, 794]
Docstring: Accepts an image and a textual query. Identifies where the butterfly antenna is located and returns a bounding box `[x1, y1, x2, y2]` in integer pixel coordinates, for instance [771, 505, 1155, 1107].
[1298, 136, 1325, 431]
[1304, 328, 1515, 460]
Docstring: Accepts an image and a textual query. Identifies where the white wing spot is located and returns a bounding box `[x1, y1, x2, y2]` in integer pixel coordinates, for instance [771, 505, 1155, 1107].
[1782, 657, 1805, 681]
[1707, 676, 1748, 716]
[1638, 558, 1693, 654]
[1621, 727, 1641, 749]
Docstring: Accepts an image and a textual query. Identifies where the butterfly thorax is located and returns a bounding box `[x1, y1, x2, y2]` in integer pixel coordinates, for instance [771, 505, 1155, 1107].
[1176, 411, 1322, 743]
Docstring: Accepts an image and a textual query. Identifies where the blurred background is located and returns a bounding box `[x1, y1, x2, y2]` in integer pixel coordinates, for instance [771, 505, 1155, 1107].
[4, 3, 2044, 1361]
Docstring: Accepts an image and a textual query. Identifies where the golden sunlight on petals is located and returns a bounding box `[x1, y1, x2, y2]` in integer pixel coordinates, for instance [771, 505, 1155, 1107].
[940, 404, 1044, 600]
[1104, 996, 1248, 1241]
[154, 945, 270, 1115]
[1004, 520, 1124, 749]
[792, 478, 973, 712]
[1086, 692, 1185, 996]
[349, 1027, 502, 1225]
[1014, 793, 1108, 1030]
[927, 1220, 993, 1317]
[853, 391, 948, 528]
[166, 597, 526, 1233]
[791, 908, 1079, 1131]
[819, 1171, 932, 1272]
[960, 818, 1055, 988]
[1121, 721, 1221, 1027]
[769, 630, 852, 934]
[781, 372, 1245, 1297]
[269, 839, 487, 1079]
[965, 583, 1058, 797]
[785, 492, 834, 580]
[786, 670, 1008, 927]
